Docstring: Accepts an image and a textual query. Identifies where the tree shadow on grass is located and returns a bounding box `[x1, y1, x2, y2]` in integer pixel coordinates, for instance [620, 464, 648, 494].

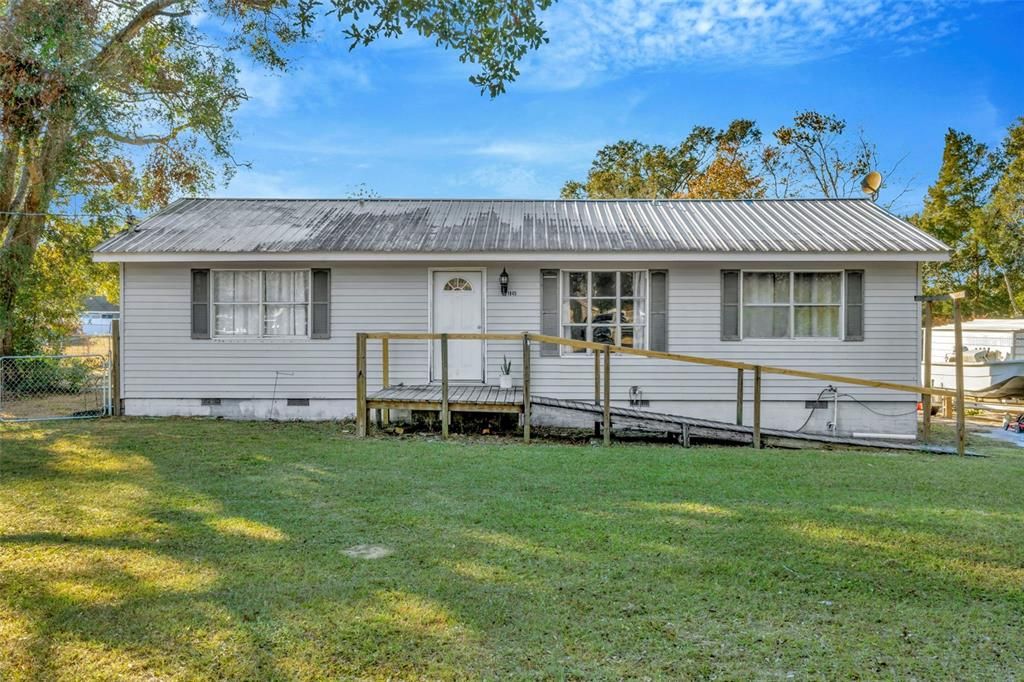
[3, 421, 1023, 678]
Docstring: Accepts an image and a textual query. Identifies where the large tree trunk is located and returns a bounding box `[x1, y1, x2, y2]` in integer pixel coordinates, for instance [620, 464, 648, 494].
[0, 124, 70, 355]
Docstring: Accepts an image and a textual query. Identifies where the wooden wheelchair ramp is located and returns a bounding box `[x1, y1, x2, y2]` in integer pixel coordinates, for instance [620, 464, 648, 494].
[356, 331, 972, 456]
[530, 396, 965, 456]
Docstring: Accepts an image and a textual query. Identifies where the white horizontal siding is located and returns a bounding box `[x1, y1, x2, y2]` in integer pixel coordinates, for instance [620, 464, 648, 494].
[122, 260, 921, 406]
[489, 261, 921, 403]
[122, 262, 428, 399]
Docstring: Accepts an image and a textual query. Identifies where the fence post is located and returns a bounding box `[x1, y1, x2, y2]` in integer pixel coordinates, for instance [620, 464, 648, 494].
[953, 296, 966, 456]
[441, 333, 449, 439]
[603, 345, 611, 446]
[735, 368, 743, 426]
[110, 319, 121, 416]
[752, 365, 762, 450]
[380, 337, 390, 427]
[522, 333, 531, 443]
[356, 332, 367, 437]
[921, 301, 932, 441]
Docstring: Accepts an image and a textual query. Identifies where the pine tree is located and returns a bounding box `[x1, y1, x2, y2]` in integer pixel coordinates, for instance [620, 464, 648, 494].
[915, 129, 996, 318]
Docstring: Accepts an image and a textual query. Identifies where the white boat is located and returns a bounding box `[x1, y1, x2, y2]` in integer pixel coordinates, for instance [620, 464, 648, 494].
[925, 319, 1024, 398]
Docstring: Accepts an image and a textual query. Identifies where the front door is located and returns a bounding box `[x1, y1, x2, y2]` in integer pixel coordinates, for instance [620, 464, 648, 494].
[432, 270, 484, 382]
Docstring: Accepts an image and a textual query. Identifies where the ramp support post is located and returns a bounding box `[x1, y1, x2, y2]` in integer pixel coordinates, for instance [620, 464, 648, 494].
[921, 301, 932, 440]
[594, 348, 602, 437]
[356, 332, 367, 437]
[380, 338, 390, 427]
[953, 295, 966, 456]
[753, 365, 762, 449]
[603, 345, 611, 446]
[735, 368, 743, 426]
[441, 333, 449, 439]
[522, 333, 531, 443]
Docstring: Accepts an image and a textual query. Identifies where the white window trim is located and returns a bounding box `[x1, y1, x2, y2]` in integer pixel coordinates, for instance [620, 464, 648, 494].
[558, 269, 650, 356]
[211, 268, 312, 339]
[738, 269, 845, 340]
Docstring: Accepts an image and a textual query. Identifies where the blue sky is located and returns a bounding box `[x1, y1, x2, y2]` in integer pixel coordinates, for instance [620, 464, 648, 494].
[215, 0, 1023, 215]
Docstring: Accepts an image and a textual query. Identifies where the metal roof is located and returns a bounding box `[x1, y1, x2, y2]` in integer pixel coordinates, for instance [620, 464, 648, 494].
[94, 197, 949, 256]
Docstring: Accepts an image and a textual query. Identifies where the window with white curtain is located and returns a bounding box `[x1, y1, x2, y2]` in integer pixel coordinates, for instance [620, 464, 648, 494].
[794, 272, 841, 337]
[213, 270, 310, 338]
[264, 271, 309, 336]
[741, 271, 842, 339]
[561, 270, 647, 353]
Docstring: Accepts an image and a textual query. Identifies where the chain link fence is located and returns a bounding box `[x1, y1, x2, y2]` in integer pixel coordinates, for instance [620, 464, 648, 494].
[0, 354, 110, 422]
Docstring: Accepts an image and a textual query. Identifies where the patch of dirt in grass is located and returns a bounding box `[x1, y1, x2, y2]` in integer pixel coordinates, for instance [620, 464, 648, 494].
[343, 544, 394, 559]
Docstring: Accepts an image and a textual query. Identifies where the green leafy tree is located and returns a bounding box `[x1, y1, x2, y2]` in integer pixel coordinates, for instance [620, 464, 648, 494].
[561, 120, 761, 200]
[914, 128, 999, 319]
[10, 218, 117, 353]
[681, 120, 765, 199]
[564, 112, 905, 204]
[0, 0, 552, 355]
[984, 117, 1024, 316]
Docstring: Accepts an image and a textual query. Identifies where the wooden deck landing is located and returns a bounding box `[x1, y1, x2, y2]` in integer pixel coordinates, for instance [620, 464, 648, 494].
[368, 384, 524, 414]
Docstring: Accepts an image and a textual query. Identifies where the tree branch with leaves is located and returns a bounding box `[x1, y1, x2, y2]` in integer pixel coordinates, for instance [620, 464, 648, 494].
[0, 0, 552, 354]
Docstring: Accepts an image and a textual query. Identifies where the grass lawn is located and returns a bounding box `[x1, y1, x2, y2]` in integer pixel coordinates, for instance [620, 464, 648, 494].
[2, 419, 1023, 680]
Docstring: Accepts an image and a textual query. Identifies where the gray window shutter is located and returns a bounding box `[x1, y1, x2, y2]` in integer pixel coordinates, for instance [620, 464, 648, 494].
[540, 269, 559, 357]
[191, 269, 210, 339]
[649, 270, 668, 351]
[721, 270, 740, 341]
[310, 268, 331, 339]
[845, 270, 864, 341]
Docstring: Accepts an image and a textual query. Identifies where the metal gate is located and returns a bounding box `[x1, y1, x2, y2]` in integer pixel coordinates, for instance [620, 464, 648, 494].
[0, 354, 111, 422]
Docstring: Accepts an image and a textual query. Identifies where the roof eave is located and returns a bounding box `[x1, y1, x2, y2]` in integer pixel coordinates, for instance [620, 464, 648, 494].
[93, 249, 951, 264]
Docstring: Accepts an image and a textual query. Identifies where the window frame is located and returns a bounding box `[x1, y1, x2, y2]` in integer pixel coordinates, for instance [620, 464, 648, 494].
[558, 269, 650, 356]
[211, 268, 312, 340]
[739, 269, 845, 340]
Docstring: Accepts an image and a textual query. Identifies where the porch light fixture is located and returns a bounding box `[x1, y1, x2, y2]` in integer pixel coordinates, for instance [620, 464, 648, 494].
[499, 268, 510, 296]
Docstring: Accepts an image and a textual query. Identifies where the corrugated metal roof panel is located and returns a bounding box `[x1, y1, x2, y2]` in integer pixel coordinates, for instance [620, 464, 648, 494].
[94, 197, 950, 255]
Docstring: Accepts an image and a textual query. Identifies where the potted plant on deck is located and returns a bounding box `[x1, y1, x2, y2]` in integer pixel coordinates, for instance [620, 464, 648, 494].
[499, 355, 513, 389]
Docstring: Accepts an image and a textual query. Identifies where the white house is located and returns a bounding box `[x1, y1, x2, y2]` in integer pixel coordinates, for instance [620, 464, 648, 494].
[93, 197, 949, 437]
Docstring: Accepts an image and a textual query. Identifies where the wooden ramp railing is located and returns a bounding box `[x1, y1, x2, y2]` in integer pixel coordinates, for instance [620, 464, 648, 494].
[355, 331, 965, 455]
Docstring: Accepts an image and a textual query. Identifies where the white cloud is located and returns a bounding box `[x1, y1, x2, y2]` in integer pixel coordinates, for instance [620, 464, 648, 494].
[522, 0, 988, 89]
[236, 63, 286, 113]
[451, 164, 546, 197]
[186, 8, 210, 28]
[215, 169, 325, 198]
[235, 55, 372, 117]
[471, 139, 602, 164]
